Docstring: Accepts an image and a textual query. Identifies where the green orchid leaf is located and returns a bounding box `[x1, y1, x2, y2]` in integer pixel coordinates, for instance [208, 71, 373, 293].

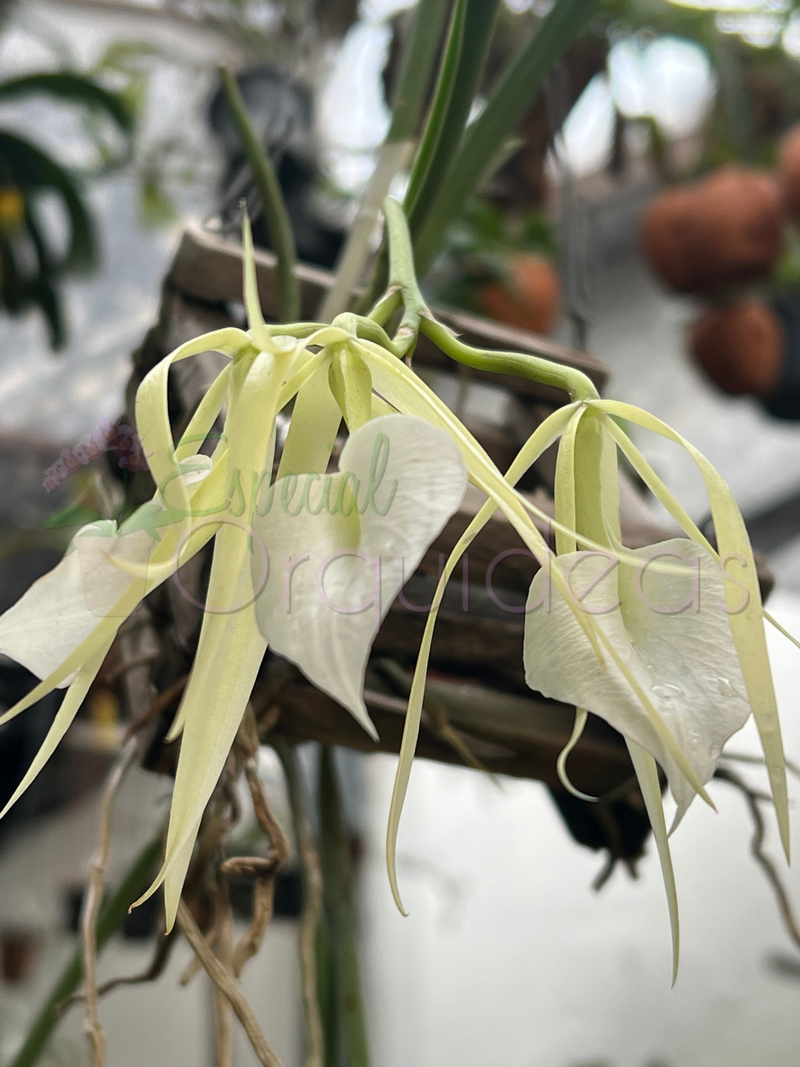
[0, 130, 96, 272]
[414, 0, 600, 273]
[42, 503, 102, 529]
[0, 72, 133, 131]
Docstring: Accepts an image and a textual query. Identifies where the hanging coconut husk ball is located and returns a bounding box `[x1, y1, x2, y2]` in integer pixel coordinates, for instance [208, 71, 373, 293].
[475, 253, 561, 335]
[688, 299, 783, 397]
[641, 167, 783, 294]
[640, 185, 704, 293]
[778, 123, 800, 221]
[696, 167, 783, 287]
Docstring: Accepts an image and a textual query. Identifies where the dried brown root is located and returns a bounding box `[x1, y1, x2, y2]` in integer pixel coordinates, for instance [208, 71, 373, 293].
[176, 901, 284, 1067]
[58, 928, 178, 1015]
[81, 737, 138, 1067]
[715, 766, 800, 953]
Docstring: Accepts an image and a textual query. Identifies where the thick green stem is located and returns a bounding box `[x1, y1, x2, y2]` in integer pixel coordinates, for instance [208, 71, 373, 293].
[420, 315, 599, 403]
[318, 747, 370, 1067]
[274, 742, 324, 1067]
[376, 198, 599, 401]
[220, 67, 299, 324]
[10, 834, 162, 1067]
[378, 197, 428, 355]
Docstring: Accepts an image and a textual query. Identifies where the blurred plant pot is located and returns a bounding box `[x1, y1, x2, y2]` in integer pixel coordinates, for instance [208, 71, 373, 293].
[1, 925, 41, 984]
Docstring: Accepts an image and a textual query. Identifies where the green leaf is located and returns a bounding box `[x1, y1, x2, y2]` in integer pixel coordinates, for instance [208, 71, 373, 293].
[387, 0, 452, 143]
[0, 130, 96, 272]
[414, 0, 600, 273]
[220, 68, 299, 324]
[43, 503, 102, 529]
[0, 72, 133, 131]
[405, 0, 502, 244]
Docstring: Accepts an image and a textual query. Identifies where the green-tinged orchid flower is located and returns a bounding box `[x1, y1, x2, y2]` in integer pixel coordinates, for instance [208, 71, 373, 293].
[411, 393, 790, 982]
[0, 200, 790, 974]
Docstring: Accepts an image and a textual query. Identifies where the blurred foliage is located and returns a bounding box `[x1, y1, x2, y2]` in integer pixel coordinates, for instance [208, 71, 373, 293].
[0, 68, 133, 348]
[427, 196, 559, 311]
[597, 0, 800, 167]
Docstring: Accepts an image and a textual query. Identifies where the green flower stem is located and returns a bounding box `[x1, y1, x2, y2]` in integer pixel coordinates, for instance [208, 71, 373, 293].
[10, 834, 162, 1067]
[318, 140, 414, 324]
[419, 315, 599, 404]
[365, 287, 402, 328]
[378, 197, 429, 356]
[374, 197, 599, 402]
[220, 67, 300, 324]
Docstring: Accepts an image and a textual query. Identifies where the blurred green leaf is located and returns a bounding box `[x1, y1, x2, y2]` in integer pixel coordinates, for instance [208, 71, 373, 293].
[43, 503, 101, 529]
[139, 174, 176, 228]
[414, 0, 600, 273]
[0, 130, 96, 272]
[0, 72, 133, 132]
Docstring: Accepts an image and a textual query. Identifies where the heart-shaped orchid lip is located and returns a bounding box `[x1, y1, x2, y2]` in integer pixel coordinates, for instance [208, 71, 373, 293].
[524, 537, 752, 819]
[252, 414, 467, 736]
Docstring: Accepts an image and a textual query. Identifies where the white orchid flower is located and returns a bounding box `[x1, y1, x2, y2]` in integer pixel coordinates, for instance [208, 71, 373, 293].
[0, 208, 589, 929]
[409, 395, 790, 981]
[0, 200, 788, 969]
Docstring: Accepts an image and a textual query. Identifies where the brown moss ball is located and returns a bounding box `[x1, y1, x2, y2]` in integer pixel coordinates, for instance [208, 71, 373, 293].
[778, 124, 800, 221]
[694, 166, 783, 287]
[476, 254, 561, 335]
[688, 300, 783, 397]
[640, 186, 704, 293]
[641, 167, 783, 294]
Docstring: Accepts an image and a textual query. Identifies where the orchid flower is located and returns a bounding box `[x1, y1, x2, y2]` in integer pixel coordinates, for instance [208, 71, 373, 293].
[406, 375, 790, 981]
[0, 201, 789, 968]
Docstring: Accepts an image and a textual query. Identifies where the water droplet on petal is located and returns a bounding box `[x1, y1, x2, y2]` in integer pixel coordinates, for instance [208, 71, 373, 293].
[651, 683, 682, 700]
[717, 677, 734, 697]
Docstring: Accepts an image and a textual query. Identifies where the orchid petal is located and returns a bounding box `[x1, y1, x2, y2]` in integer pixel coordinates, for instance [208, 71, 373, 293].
[278, 363, 341, 479]
[0, 636, 114, 819]
[0, 523, 153, 685]
[253, 415, 467, 737]
[626, 738, 680, 985]
[556, 708, 595, 802]
[386, 402, 581, 911]
[135, 327, 250, 525]
[588, 399, 789, 859]
[241, 213, 273, 354]
[142, 350, 285, 928]
[524, 538, 751, 820]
